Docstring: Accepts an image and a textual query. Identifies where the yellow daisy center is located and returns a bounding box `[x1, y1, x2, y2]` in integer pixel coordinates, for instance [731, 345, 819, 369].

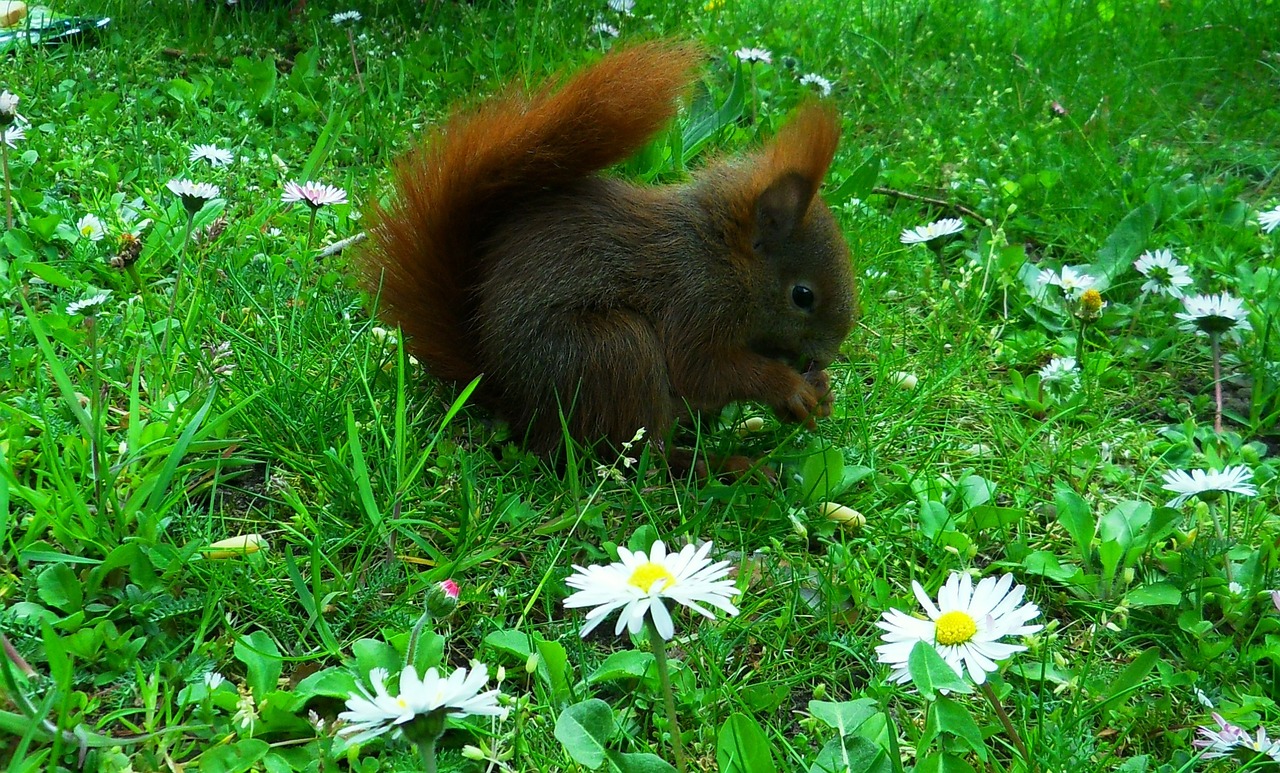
[935, 610, 977, 646]
[628, 562, 676, 593]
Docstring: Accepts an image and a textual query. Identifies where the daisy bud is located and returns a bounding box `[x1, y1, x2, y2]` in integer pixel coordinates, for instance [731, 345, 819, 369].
[425, 579, 460, 619]
[525, 653, 540, 674]
[1076, 288, 1105, 321]
[462, 746, 485, 761]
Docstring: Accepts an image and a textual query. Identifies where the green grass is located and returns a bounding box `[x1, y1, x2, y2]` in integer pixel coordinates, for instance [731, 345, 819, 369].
[3, 0, 1280, 770]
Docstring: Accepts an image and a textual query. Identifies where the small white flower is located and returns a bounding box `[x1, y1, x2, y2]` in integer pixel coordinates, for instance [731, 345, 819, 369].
[1, 124, 25, 148]
[338, 663, 505, 745]
[234, 691, 258, 732]
[1228, 581, 1244, 596]
[1194, 687, 1214, 709]
[1161, 465, 1257, 507]
[190, 143, 234, 167]
[1037, 356, 1078, 384]
[166, 178, 221, 215]
[799, 73, 833, 97]
[875, 572, 1043, 686]
[563, 540, 740, 640]
[1037, 265, 1095, 298]
[204, 671, 226, 691]
[606, 0, 634, 14]
[67, 291, 112, 316]
[900, 218, 965, 245]
[0, 90, 19, 120]
[1133, 248, 1193, 298]
[1259, 204, 1280, 234]
[1176, 292, 1251, 338]
[734, 47, 772, 65]
[282, 180, 348, 209]
[76, 214, 106, 242]
[589, 21, 619, 36]
[331, 10, 361, 23]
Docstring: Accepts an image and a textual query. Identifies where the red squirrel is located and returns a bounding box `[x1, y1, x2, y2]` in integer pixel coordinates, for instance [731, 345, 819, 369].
[361, 40, 856, 463]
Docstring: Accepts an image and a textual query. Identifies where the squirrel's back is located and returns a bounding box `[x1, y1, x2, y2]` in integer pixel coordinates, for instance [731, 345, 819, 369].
[360, 41, 702, 384]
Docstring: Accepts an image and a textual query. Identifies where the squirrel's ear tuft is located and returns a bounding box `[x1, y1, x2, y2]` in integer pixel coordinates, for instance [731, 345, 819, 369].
[748, 103, 841, 245]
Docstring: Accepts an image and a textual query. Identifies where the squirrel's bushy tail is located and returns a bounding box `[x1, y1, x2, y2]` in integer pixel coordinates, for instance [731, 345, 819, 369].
[362, 41, 703, 383]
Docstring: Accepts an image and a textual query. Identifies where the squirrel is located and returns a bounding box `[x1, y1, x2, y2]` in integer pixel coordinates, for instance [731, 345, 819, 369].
[360, 40, 857, 466]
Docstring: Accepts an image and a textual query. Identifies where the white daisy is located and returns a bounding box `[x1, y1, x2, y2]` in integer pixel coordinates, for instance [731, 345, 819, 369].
[166, 178, 221, 216]
[607, 0, 634, 14]
[875, 572, 1043, 686]
[282, 180, 348, 209]
[338, 663, 505, 745]
[589, 21, 619, 36]
[1037, 265, 1095, 298]
[67, 290, 112, 316]
[331, 10, 361, 23]
[1259, 205, 1280, 235]
[1133, 248, 1193, 298]
[1196, 714, 1248, 759]
[1037, 356, 1078, 384]
[734, 47, 772, 65]
[0, 90, 21, 124]
[190, 143, 234, 167]
[1161, 465, 1257, 507]
[1176, 292, 1251, 337]
[204, 671, 226, 691]
[76, 214, 106, 242]
[563, 540, 740, 640]
[900, 218, 965, 245]
[1, 124, 24, 148]
[799, 73, 833, 97]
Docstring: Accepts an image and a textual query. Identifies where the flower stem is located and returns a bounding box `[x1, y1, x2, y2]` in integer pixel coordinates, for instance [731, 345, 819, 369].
[980, 681, 1031, 766]
[646, 618, 687, 773]
[1210, 331, 1223, 434]
[160, 212, 195, 367]
[2, 142, 11, 230]
[306, 207, 318, 250]
[86, 316, 104, 513]
[1123, 292, 1147, 341]
[416, 735, 439, 773]
[347, 29, 366, 93]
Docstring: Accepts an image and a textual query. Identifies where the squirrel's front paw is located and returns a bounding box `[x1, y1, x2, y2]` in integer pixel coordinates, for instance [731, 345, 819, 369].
[803, 365, 834, 420]
[775, 378, 822, 428]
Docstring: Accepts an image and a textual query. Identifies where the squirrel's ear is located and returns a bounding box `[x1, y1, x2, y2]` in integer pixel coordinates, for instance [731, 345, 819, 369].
[747, 103, 841, 246]
[755, 172, 814, 244]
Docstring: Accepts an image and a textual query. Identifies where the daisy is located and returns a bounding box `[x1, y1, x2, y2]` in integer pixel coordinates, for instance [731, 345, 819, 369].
[1037, 265, 1095, 298]
[875, 572, 1043, 686]
[282, 180, 348, 209]
[1, 124, 24, 148]
[0, 90, 21, 125]
[166, 178, 220, 216]
[799, 73, 833, 97]
[76, 214, 106, 242]
[1195, 714, 1249, 759]
[1037, 356, 1078, 384]
[589, 21, 619, 36]
[1161, 466, 1256, 507]
[1133, 248, 1193, 298]
[338, 663, 505, 745]
[331, 10, 361, 23]
[607, 0, 634, 14]
[563, 540, 740, 640]
[1259, 205, 1280, 234]
[900, 218, 965, 245]
[190, 143, 234, 167]
[734, 47, 772, 65]
[67, 291, 112, 316]
[1176, 292, 1251, 337]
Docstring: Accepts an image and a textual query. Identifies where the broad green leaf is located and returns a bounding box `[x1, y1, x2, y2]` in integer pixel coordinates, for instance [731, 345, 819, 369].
[607, 750, 678, 773]
[351, 638, 402, 679]
[1101, 648, 1161, 710]
[197, 739, 271, 773]
[484, 628, 534, 660]
[716, 713, 777, 773]
[810, 735, 893, 773]
[929, 697, 987, 759]
[915, 752, 978, 773]
[588, 651, 656, 685]
[957, 475, 995, 510]
[554, 699, 614, 769]
[907, 640, 972, 698]
[35, 563, 82, 613]
[536, 637, 573, 708]
[234, 631, 282, 700]
[1091, 202, 1157, 281]
[808, 699, 879, 736]
[828, 151, 881, 205]
[1054, 486, 1094, 569]
[1124, 583, 1181, 608]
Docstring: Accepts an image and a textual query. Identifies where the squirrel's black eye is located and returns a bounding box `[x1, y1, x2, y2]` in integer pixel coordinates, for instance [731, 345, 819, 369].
[792, 284, 815, 311]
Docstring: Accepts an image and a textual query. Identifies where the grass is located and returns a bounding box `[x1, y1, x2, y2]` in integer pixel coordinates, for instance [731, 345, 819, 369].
[2, 0, 1280, 770]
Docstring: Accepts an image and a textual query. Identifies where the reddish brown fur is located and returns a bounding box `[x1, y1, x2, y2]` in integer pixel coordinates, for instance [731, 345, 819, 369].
[361, 42, 856, 459]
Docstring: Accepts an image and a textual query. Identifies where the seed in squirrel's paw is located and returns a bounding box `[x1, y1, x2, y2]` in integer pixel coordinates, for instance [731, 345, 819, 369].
[889, 371, 918, 390]
[736, 416, 766, 435]
[819, 502, 865, 529]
